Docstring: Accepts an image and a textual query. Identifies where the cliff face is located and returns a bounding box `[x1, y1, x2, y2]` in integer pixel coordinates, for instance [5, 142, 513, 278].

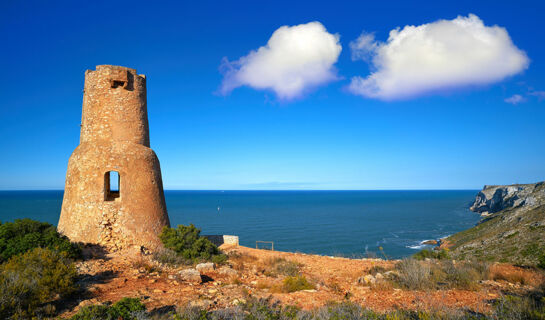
[445, 182, 545, 266]
[470, 183, 544, 216]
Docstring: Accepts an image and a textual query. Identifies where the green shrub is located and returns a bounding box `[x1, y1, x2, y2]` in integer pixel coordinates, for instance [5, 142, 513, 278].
[70, 304, 111, 320]
[0, 247, 78, 319]
[159, 224, 225, 262]
[282, 275, 315, 293]
[153, 248, 193, 266]
[70, 297, 146, 320]
[442, 261, 483, 290]
[175, 298, 489, 320]
[413, 248, 449, 260]
[0, 218, 81, 262]
[494, 295, 545, 320]
[538, 254, 545, 270]
[211, 253, 228, 264]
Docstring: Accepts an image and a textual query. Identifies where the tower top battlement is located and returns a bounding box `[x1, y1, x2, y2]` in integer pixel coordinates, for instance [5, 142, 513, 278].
[80, 65, 150, 147]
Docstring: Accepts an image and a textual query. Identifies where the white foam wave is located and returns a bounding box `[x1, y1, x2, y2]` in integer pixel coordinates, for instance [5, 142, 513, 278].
[406, 239, 436, 250]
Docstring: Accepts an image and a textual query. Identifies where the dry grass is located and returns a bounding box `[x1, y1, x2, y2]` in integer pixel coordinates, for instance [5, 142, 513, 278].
[132, 257, 159, 274]
[327, 279, 344, 294]
[396, 259, 432, 290]
[370, 279, 394, 291]
[393, 259, 491, 290]
[227, 251, 258, 271]
[256, 279, 275, 290]
[263, 257, 301, 277]
[489, 264, 542, 286]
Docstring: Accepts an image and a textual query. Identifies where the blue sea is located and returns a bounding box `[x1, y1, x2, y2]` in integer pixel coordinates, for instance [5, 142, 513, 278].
[0, 190, 480, 259]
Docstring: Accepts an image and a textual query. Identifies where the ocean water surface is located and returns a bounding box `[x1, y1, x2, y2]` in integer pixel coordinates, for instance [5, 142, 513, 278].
[0, 190, 480, 259]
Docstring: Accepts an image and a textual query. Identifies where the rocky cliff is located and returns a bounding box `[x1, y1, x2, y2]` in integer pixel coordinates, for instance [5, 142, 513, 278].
[444, 182, 545, 266]
[470, 183, 544, 216]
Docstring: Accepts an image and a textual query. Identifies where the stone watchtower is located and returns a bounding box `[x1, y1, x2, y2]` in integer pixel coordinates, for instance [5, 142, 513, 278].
[58, 65, 170, 250]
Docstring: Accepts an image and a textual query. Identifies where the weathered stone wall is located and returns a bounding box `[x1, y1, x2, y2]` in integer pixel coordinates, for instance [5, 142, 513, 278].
[203, 235, 240, 247]
[58, 65, 170, 251]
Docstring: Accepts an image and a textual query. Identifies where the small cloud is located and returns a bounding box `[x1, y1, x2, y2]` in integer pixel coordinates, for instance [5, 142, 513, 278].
[219, 21, 342, 100]
[349, 32, 377, 61]
[529, 90, 545, 101]
[349, 14, 530, 100]
[504, 94, 526, 105]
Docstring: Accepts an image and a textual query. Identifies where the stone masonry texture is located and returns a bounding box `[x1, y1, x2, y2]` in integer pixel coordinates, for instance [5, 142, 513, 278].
[58, 65, 170, 251]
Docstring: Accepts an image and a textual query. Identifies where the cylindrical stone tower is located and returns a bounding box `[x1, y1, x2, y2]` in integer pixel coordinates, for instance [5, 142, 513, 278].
[58, 65, 170, 251]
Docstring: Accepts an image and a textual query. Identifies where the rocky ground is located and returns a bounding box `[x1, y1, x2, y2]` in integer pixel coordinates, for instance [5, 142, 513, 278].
[58, 244, 545, 318]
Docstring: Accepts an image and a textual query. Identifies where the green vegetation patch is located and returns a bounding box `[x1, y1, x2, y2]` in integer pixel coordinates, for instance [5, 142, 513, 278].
[70, 297, 146, 320]
[446, 203, 545, 266]
[76, 295, 545, 320]
[413, 248, 450, 260]
[159, 224, 227, 264]
[0, 247, 78, 319]
[0, 218, 81, 262]
[281, 275, 315, 292]
[538, 254, 545, 270]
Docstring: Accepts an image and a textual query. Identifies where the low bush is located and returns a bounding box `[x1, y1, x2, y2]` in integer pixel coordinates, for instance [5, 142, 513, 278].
[413, 248, 450, 260]
[78, 295, 545, 320]
[395, 258, 432, 290]
[281, 275, 315, 293]
[0, 247, 78, 319]
[393, 258, 491, 291]
[441, 261, 484, 290]
[264, 257, 301, 277]
[368, 265, 388, 275]
[153, 248, 193, 266]
[538, 254, 545, 270]
[211, 253, 228, 264]
[494, 295, 545, 320]
[0, 218, 81, 262]
[132, 257, 160, 274]
[159, 224, 226, 263]
[175, 298, 482, 320]
[70, 297, 146, 320]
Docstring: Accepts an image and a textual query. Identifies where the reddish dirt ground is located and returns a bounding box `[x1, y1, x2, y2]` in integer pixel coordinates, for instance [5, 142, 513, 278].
[59, 245, 545, 317]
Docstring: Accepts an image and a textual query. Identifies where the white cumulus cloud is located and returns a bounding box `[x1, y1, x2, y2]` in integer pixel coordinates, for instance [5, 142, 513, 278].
[349, 14, 530, 100]
[219, 21, 342, 100]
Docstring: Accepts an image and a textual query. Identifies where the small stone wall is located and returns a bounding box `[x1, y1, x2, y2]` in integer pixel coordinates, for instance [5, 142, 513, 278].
[203, 235, 239, 247]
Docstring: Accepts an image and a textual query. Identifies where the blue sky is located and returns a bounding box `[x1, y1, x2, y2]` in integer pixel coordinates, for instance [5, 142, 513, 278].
[1, 0, 544, 190]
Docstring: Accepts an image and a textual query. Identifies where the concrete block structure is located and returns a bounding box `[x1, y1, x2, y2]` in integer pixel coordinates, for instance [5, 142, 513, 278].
[58, 65, 170, 250]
